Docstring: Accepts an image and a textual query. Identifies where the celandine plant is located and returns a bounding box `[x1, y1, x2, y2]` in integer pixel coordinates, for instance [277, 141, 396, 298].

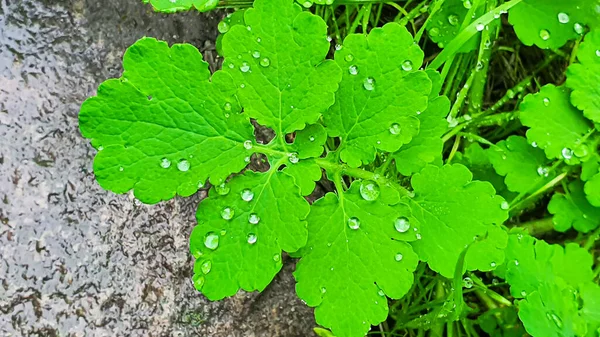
[79, 0, 600, 336]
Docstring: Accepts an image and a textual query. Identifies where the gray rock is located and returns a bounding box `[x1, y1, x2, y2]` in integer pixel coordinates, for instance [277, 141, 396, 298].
[0, 0, 315, 336]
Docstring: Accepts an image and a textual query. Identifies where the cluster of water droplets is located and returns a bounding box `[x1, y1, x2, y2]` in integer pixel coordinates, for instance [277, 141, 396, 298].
[158, 157, 191, 172]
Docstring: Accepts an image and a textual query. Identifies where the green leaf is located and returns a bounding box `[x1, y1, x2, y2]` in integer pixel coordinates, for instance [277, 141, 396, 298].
[477, 307, 526, 337]
[79, 38, 255, 204]
[284, 160, 323, 196]
[508, 0, 600, 49]
[323, 23, 431, 168]
[567, 29, 600, 124]
[584, 171, 600, 206]
[548, 180, 600, 233]
[221, 0, 342, 141]
[295, 181, 419, 337]
[465, 224, 508, 272]
[426, 0, 483, 51]
[392, 95, 450, 176]
[519, 283, 587, 337]
[142, 0, 217, 13]
[407, 164, 508, 278]
[519, 84, 593, 162]
[488, 135, 552, 194]
[190, 169, 309, 299]
[582, 153, 600, 181]
[216, 11, 247, 56]
[580, 282, 600, 336]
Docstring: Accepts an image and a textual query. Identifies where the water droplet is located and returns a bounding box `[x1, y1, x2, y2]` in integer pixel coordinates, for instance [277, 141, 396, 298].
[520, 290, 527, 297]
[244, 156, 251, 163]
[561, 147, 573, 160]
[557, 12, 570, 24]
[542, 97, 550, 106]
[241, 189, 254, 202]
[218, 21, 230, 34]
[347, 217, 360, 230]
[476, 23, 485, 31]
[192, 274, 205, 290]
[309, 136, 315, 142]
[363, 77, 375, 91]
[228, 63, 235, 69]
[221, 207, 234, 220]
[335, 44, 343, 51]
[98, 146, 104, 151]
[240, 62, 250, 73]
[402, 60, 413, 71]
[243, 140, 253, 150]
[260, 57, 270, 67]
[345, 54, 354, 62]
[348, 65, 359, 75]
[215, 183, 230, 195]
[514, 260, 520, 266]
[359, 180, 380, 201]
[252, 50, 261, 58]
[198, 180, 205, 189]
[220, 229, 227, 236]
[501, 201, 509, 210]
[462, 277, 473, 288]
[191, 247, 203, 259]
[429, 27, 440, 37]
[119, 166, 124, 172]
[394, 217, 410, 233]
[574, 23, 584, 35]
[160, 158, 171, 168]
[288, 152, 299, 164]
[574, 144, 589, 158]
[537, 166, 550, 177]
[490, 262, 497, 268]
[463, 0, 472, 9]
[448, 14, 459, 26]
[201, 260, 212, 274]
[416, 233, 422, 240]
[321, 287, 327, 294]
[546, 312, 563, 328]
[224, 102, 232, 111]
[539, 29, 551, 41]
[257, 37, 262, 43]
[204, 233, 219, 250]
[596, 50, 600, 57]
[247, 233, 257, 244]
[394, 253, 403, 262]
[378, 289, 385, 296]
[175, 159, 190, 172]
[273, 254, 281, 262]
[248, 213, 260, 225]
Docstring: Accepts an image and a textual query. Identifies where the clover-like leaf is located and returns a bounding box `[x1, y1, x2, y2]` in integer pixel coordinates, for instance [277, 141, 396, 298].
[393, 95, 449, 176]
[488, 135, 552, 194]
[407, 164, 508, 278]
[79, 38, 255, 204]
[584, 172, 600, 207]
[548, 180, 600, 233]
[508, 0, 600, 49]
[567, 29, 600, 124]
[426, 0, 483, 51]
[284, 160, 323, 196]
[142, 0, 217, 13]
[519, 283, 587, 337]
[519, 84, 593, 162]
[295, 181, 419, 337]
[190, 169, 309, 299]
[324, 23, 431, 168]
[221, 0, 341, 143]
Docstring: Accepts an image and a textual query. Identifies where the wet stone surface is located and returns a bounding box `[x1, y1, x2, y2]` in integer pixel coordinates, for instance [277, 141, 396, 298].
[0, 0, 315, 336]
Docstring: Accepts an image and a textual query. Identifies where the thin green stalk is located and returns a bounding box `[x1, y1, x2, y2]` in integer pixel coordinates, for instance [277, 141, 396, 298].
[518, 217, 555, 236]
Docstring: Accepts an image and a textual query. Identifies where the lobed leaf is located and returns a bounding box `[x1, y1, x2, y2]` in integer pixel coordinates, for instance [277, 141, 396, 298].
[190, 169, 309, 299]
[548, 180, 600, 233]
[295, 181, 419, 337]
[142, 0, 217, 13]
[79, 38, 255, 204]
[324, 23, 431, 167]
[567, 29, 600, 124]
[407, 164, 508, 278]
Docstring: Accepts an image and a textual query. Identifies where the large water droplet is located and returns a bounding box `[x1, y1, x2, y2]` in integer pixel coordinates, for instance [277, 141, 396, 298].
[429, 27, 440, 37]
[221, 207, 234, 220]
[204, 232, 219, 250]
[389, 123, 401, 135]
[537, 166, 550, 177]
[394, 253, 403, 262]
[201, 260, 212, 274]
[596, 50, 600, 57]
[557, 12, 570, 24]
[347, 217, 360, 230]
[252, 50, 261, 59]
[500, 201, 509, 210]
[448, 14, 459, 26]
[348, 65, 359, 75]
[476, 23, 485, 31]
[574, 144, 589, 158]
[215, 183, 230, 195]
[463, 0, 472, 9]
[394, 217, 410, 233]
[248, 213, 260, 225]
[247, 233, 257, 244]
[359, 180, 380, 201]
[462, 277, 473, 289]
[241, 189, 254, 202]
[288, 152, 299, 164]
[260, 57, 270, 67]
[539, 29, 551, 41]
[160, 158, 171, 169]
[218, 21, 230, 34]
[363, 77, 375, 91]
[574, 23, 584, 35]
[561, 147, 573, 160]
[243, 140, 253, 150]
[177, 159, 190, 172]
[240, 63, 250, 73]
[402, 60, 413, 71]
[192, 274, 205, 291]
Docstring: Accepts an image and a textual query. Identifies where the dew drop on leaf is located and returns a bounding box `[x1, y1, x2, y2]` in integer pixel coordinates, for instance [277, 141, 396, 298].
[177, 159, 190, 172]
[321, 287, 327, 294]
[288, 152, 299, 164]
[574, 23, 584, 35]
[557, 12, 570, 24]
[252, 50, 261, 58]
[539, 29, 551, 41]
[260, 57, 270, 67]
[273, 254, 281, 262]
[359, 180, 380, 201]
[191, 248, 203, 259]
[240, 62, 250, 73]
[476, 23, 485, 31]
[218, 21, 229, 34]
[347, 217, 361, 230]
[160, 158, 171, 169]
[348, 65, 359, 75]
[363, 77, 376, 91]
[401, 60, 413, 71]
[561, 147, 573, 160]
[394, 217, 410, 233]
[389, 123, 401, 135]
[345, 54, 354, 62]
[574, 144, 589, 158]
[429, 27, 440, 37]
[248, 213, 260, 225]
[309, 136, 315, 142]
[224, 102, 232, 111]
[521, 290, 527, 297]
[537, 166, 549, 177]
[243, 140, 253, 150]
[247, 233, 257, 244]
[463, 0, 472, 9]
[462, 277, 473, 288]
[192, 274, 205, 291]
[335, 44, 343, 51]
[119, 166, 124, 172]
[543, 97, 550, 106]
[448, 14, 459, 26]
[490, 262, 497, 268]
[204, 232, 219, 250]
[394, 253, 403, 262]
[416, 233, 422, 240]
[221, 207, 234, 220]
[215, 183, 230, 195]
[500, 201, 509, 210]
[241, 189, 254, 202]
[596, 50, 600, 57]
[378, 289, 385, 296]
[201, 260, 212, 274]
